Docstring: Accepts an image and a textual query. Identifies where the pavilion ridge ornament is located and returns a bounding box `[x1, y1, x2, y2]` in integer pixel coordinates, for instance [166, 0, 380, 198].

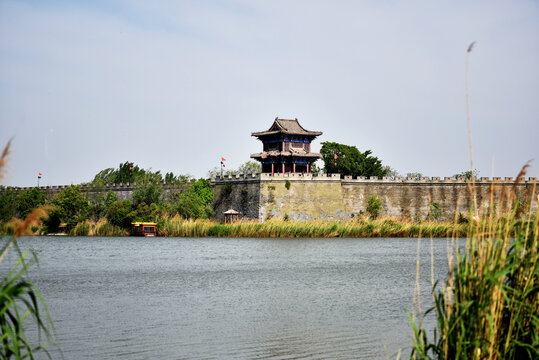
[250, 117, 323, 175]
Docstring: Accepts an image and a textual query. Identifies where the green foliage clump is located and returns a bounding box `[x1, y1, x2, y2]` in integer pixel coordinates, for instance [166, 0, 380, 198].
[0, 244, 54, 358]
[429, 202, 442, 221]
[285, 180, 291, 190]
[453, 169, 479, 180]
[207, 160, 261, 178]
[42, 185, 89, 232]
[410, 174, 539, 360]
[0, 187, 47, 221]
[133, 181, 163, 206]
[71, 221, 91, 236]
[175, 179, 214, 219]
[0, 187, 17, 222]
[238, 160, 261, 174]
[320, 141, 387, 178]
[406, 172, 423, 180]
[106, 200, 134, 228]
[16, 188, 47, 219]
[366, 195, 382, 219]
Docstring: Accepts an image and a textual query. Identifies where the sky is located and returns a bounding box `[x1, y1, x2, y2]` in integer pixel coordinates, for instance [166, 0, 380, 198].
[1, 0, 538, 187]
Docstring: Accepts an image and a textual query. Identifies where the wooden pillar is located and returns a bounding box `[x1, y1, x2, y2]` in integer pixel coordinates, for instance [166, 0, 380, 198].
[293, 163, 296, 173]
[307, 164, 310, 173]
[282, 163, 285, 174]
[271, 163, 274, 176]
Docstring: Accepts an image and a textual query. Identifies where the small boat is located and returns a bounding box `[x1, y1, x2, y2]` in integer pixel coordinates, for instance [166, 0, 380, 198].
[131, 222, 157, 237]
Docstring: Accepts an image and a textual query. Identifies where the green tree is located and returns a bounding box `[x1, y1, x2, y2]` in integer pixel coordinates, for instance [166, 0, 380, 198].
[175, 179, 214, 219]
[88, 190, 119, 220]
[175, 192, 205, 219]
[164, 172, 190, 185]
[106, 200, 134, 228]
[49, 185, 89, 230]
[238, 161, 261, 174]
[189, 179, 213, 205]
[366, 195, 382, 219]
[132, 181, 163, 206]
[310, 162, 322, 175]
[382, 166, 400, 179]
[0, 187, 17, 221]
[90, 168, 116, 185]
[406, 172, 423, 180]
[116, 161, 145, 183]
[16, 187, 47, 219]
[453, 169, 479, 180]
[90, 161, 147, 185]
[207, 160, 261, 178]
[320, 142, 387, 178]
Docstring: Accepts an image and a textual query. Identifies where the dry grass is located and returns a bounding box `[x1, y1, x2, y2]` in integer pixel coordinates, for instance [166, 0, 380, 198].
[158, 215, 468, 238]
[410, 170, 538, 359]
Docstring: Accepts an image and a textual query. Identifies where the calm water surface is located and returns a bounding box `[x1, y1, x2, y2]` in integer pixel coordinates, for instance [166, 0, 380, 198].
[3, 237, 459, 359]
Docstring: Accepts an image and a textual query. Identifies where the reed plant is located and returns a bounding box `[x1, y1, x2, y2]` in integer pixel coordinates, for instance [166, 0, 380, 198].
[409, 171, 538, 359]
[69, 219, 128, 237]
[158, 215, 468, 238]
[409, 42, 538, 359]
[0, 141, 56, 358]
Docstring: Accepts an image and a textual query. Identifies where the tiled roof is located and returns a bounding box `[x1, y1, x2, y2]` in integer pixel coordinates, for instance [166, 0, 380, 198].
[252, 118, 323, 137]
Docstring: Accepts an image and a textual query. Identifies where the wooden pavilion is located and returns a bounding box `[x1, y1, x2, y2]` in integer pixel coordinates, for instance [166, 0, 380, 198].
[223, 209, 240, 224]
[250, 118, 323, 175]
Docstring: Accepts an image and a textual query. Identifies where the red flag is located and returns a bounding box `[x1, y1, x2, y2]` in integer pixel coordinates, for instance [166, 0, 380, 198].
[222, 163, 226, 168]
[38, 172, 42, 176]
[221, 157, 226, 162]
[334, 154, 338, 159]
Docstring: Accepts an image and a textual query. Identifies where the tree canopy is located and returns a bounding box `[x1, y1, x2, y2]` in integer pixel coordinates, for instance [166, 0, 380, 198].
[320, 142, 388, 178]
[207, 160, 262, 178]
[90, 161, 189, 186]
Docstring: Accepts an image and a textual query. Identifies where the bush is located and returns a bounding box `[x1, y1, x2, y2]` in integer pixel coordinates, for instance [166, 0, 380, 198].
[285, 180, 291, 190]
[366, 195, 382, 219]
[50, 185, 89, 231]
[429, 202, 442, 221]
[106, 200, 134, 228]
[0, 187, 17, 221]
[71, 221, 90, 236]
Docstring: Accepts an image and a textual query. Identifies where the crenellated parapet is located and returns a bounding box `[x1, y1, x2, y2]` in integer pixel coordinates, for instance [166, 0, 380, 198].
[210, 173, 537, 184]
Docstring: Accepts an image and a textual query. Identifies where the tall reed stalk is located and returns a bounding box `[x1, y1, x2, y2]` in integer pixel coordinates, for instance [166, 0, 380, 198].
[410, 174, 538, 359]
[409, 42, 538, 358]
[158, 215, 468, 238]
[0, 141, 56, 358]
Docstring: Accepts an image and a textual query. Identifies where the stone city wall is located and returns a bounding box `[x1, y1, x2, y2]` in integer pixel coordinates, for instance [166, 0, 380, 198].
[1, 182, 191, 202]
[4, 174, 537, 222]
[212, 173, 538, 221]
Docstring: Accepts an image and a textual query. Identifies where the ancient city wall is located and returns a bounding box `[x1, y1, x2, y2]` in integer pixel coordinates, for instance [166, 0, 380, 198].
[4, 174, 537, 222]
[211, 174, 261, 220]
[212, 173, 538, 221]
[1, 182, 190, 202]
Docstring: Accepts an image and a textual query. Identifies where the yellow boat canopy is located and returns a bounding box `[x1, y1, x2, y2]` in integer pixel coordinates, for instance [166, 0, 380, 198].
[131, 222, 157, 226]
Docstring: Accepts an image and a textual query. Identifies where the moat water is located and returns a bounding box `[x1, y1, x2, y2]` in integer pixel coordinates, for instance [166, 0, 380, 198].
[2, 236, 460, 359]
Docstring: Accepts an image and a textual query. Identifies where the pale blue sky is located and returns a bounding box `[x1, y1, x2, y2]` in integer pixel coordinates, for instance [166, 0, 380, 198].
[1, 0, 538, 186]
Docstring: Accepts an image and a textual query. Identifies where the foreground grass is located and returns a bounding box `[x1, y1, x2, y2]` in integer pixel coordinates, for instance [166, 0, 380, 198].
[410, 179, 538, 359]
